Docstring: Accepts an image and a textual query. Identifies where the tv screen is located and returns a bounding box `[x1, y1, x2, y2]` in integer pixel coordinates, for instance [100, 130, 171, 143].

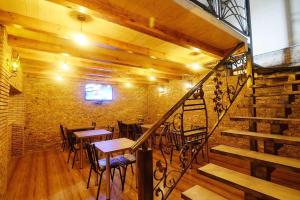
[85, 84, 113, 101]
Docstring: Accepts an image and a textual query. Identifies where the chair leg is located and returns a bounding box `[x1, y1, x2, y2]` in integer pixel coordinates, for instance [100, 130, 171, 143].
[111, 168, 116, 182]
[67, 149, 72, 163]
[130, 163, 134, 174]
[119, 165, 127, 191]
[72, 151, 77, 168]
[87, 165, 92, 189]
[96, 172, 104, 200]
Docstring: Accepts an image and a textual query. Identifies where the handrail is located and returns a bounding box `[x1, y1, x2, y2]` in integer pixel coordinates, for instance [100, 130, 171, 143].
[131, 42, 245, 151]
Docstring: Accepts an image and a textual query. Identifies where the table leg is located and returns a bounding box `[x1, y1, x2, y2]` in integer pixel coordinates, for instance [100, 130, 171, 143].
[106, 154, 111, 200]
[80, 138, 83, 169]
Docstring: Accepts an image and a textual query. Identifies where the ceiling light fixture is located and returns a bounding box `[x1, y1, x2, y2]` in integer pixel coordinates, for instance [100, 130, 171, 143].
[188, 63, 201, 71]
[61, 55, 70, 71]
[149, 76, 156, 81]
[73, 14, 89, 46]
[55, 75, 63, 81]
[125, 82, 132, 88]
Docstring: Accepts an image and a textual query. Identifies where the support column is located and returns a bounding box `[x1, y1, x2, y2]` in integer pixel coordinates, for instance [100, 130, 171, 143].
[137, 147, 153, 200]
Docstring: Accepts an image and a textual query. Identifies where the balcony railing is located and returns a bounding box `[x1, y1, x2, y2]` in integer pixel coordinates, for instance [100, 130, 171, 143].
[188, 0, 250, 36]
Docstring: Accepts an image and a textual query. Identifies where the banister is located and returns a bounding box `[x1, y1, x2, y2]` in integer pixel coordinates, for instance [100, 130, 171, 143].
[131, 42, 245, 151]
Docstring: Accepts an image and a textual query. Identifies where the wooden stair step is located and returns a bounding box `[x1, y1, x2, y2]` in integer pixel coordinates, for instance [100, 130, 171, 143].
[221, 129, 300, 146]
[230, 116, 300, 124]
[255, 71, 300, 79]
[251, 80, 300, 88]
[181, 185, 227, 200]
[198, 164, 300, 200]
[237, 103, 300, 109]
[245, 91, 300, 97]
[211, 145, 300, 173]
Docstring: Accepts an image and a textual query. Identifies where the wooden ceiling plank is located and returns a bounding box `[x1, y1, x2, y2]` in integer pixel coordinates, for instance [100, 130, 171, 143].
[14, 47, 182, 80]
[8, 35, 191, 77]
[21, 58, 169, 83]
[0, 9, 173, 63]
[48, 0, 225, 58]
[6, 26, 190, 74]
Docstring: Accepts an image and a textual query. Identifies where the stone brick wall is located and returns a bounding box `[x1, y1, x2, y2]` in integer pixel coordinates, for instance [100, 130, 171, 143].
[147, 73, 300, 159]
[23, 74, 148, 152]
[254, 45, 300, 67]
[0, 25, 11, 199]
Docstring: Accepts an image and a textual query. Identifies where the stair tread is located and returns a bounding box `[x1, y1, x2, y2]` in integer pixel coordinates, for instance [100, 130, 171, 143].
[198, 164, 300, 200]
[230, 116, 300, 123]
[181, 185, 227, 200]
[221, 129, 300, 145]
[211, 145, 300, 172]
[245, 91, 300, 97]
[237, 103, 300, 108]
[251, 80, 300, 88]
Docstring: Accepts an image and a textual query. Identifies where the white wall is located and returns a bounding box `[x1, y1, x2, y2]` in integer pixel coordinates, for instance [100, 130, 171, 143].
[250, 0, 289, 55]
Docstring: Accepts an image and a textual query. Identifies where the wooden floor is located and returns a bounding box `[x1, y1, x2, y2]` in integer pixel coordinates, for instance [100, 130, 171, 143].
[6, 148, 300, 200]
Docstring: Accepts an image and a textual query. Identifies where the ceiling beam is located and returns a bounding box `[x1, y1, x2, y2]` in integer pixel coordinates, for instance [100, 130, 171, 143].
[23, 66, 154, 85]
[21, 58, 169, 83]
[15, 47, 182, 80]
[6, 26, 190, 74]
[8, 35, 192, 77]
[48, 0, 224, 57]
[0, 9, 172, 62]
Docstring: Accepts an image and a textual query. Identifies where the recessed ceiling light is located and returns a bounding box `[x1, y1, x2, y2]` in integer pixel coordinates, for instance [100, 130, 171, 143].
[187, 63, 201, 71]
[191, 47, 201, 52]
[61, 63, 69, 71]
[150, 56, 157, 59]
[149, 76, 156, 81]
[55, 75, 63, 81]
[125, 82, 132, 88]
[73, 33, 89, 46]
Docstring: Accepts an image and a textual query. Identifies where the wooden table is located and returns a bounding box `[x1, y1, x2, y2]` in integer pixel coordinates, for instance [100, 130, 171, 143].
[65, 126, 95, 133]
[94, 138, 135, 200]
[74, 129, 112, 169]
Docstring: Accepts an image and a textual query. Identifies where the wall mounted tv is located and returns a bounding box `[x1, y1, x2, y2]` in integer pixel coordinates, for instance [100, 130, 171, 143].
[85, 84, 113, 101]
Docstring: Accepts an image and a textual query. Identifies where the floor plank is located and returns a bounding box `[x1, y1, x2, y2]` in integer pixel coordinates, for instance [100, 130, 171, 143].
[6, 148, 300, 200]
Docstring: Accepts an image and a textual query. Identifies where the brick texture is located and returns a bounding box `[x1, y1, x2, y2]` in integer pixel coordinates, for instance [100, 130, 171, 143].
[23, 74, 148, 152]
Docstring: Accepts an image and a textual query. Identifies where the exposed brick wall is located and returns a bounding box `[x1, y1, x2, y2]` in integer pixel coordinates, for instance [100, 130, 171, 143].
[148, 74, 300, 159]
[254, 45, 300, 67]
[23, 74, 148, 152]
[8, 93, 25, 156]
[0, 25, 11, 198]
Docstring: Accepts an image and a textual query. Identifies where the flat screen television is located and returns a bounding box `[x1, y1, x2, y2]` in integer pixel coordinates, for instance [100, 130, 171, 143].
[85, 84, 113, 101]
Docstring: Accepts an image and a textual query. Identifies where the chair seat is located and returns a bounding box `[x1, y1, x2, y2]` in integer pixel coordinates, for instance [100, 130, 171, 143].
[115, 154, 136, 164]
[98, 157, 121, 169]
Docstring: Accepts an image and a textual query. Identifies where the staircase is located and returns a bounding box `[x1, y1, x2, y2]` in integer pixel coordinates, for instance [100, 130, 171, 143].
[182, 70, 300, 199]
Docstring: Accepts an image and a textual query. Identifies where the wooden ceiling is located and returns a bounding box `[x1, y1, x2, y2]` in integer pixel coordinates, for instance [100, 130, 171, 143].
[0, 0, 247, 84]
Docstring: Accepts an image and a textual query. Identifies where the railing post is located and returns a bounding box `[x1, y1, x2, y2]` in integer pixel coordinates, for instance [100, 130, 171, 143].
[137, 145, 153, 200]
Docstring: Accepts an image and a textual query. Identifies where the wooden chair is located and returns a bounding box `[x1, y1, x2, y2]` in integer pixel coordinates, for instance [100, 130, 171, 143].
[85, 143, 125, 199]
[59, 124, 67, 152]
[66, 131, 80, 168]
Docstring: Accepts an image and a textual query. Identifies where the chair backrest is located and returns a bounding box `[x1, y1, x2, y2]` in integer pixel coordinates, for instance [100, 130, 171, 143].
[59, 124, 66, 141]
[117, 121, 127, 138]
[66, 131, 77, 151]
[85, 143, 100, 172]
[91, 121, 96, 127]
[131, 124, 143, 140]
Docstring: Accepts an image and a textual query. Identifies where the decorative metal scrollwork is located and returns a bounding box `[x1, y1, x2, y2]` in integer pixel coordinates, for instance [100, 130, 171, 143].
[152, 51, 249, 200]
[189, 0, 249, 36]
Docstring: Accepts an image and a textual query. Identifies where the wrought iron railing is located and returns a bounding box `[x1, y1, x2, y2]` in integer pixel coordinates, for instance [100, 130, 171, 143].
[188, 0, 250, 36]
[131, 42, 251, 199]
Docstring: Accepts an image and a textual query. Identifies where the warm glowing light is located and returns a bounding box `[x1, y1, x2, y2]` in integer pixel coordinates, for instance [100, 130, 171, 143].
[125, 82, 132, 88]
[79, 6, 86, 13]
[73, 33, 89, 46]
[187, 63, 201, 71]
[158, 86, 166, 94]
[55, 75, 63, 81]
[149, 76, 156, 81]
[185, 81, 193, 89]
[150, 56, 157, 59]
[191, 47, 201, 52]
[12, 61, 19, 72]
[61, 53, 69, 56]
[61, 63, 69, 71]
